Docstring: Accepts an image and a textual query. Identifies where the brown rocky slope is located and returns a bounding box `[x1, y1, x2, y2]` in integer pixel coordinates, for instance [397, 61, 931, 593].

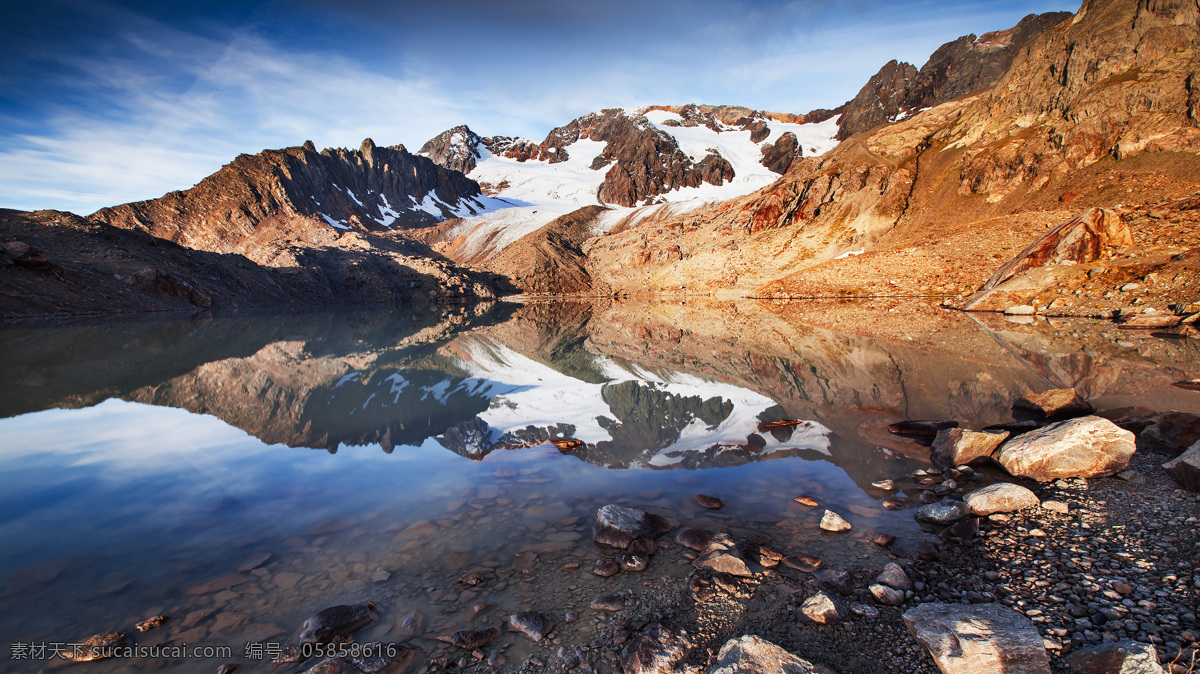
[581, 0, 1200, 313]
[0, 209, 508, 319]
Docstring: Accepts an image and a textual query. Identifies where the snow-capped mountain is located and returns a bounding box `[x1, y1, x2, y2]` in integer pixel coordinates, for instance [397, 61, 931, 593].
[419, 104, 840, 262]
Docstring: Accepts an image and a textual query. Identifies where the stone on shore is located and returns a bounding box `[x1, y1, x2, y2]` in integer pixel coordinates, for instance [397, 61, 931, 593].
[869, 584, 906, 606]
[593, 504, 672, 549]
[964, 483, 1041, 516]
[1163, 440, 1200, 491]
[620, 622, 687, 674]
[875, 562, 911, 591]
[590, 595, 623, 612]
[705, 635, 823, 673]
[819, 510, 851, 532]
[676, 528, 711, 551]
[1140, 412, 1200, 455]
[1065, 640, 1165, 674]
[298, 604, 374, 645]
[60, 633, 128, 662]
[799, 591, 845, 624]
[446, 625, 500, 650]
[931, 428, 1009, 467]
[694, 533, 752, 577]
[903, 603, 1051, 674]
[508, 611, 553, 642]
[994, 416, 1136, 481]
[913, 500, 971, 525]
[782, 554, 823, 573]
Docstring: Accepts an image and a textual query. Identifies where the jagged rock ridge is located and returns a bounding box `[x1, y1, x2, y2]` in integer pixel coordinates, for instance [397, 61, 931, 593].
[91, 139, 488, 266]
[835, 11, 1073, 139]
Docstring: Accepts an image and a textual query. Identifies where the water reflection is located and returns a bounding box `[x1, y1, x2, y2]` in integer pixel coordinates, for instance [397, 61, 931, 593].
[0, 299, 1196, 672]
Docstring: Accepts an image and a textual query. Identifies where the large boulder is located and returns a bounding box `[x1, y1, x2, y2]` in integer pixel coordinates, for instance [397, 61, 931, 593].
[903, 603, 1051, 674]
[932, 428, 1010, 466]
[994, 416, 1135, 481]
[593, 505, 672, 549]
[964, 208, 1132, 311]
[964, 483, 1041, 515]
[1012, 388, 1094, 420]
[704, 635, 824, 674]
[1065, 640, 1164, 674]
[1163, 440, 1200, 492]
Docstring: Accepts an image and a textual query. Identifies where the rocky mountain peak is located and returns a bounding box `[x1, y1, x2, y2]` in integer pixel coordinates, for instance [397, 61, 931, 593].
[418, 125, 485, 174]
[91, 141, 488, 265]
[836, 10, 1073, 139]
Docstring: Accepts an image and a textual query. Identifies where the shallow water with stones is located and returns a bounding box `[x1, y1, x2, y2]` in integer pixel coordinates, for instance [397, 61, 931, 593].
[1, 300, 1196, 672]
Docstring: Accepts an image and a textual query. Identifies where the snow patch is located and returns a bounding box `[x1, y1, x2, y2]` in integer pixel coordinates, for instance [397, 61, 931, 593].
[321, 213, 349, 230]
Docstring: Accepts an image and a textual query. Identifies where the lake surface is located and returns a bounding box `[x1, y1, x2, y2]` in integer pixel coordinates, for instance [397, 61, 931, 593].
[1, 299, 1196, 672]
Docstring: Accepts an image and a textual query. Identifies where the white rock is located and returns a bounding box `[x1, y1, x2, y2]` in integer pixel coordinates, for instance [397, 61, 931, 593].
[994, 416, 1135, 481]
[964, 483, 1041, 516]
[819, 510, 851, 532]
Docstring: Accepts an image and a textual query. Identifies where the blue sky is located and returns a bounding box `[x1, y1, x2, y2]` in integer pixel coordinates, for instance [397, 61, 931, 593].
[0, 0, 1073, 214]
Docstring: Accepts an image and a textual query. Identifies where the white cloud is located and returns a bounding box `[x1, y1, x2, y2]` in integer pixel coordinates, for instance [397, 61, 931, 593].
[0, 30, 478, 214]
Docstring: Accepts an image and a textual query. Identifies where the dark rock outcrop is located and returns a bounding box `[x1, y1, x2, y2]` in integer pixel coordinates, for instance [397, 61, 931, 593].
[0, 209, 506, 318]
[759, 132, 802, 174]
[837, 60, 919, 141]
[418, 125, 486, 174]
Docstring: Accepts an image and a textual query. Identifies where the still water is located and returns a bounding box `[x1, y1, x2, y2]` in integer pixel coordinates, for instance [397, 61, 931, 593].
[1, 299, 1196, 671]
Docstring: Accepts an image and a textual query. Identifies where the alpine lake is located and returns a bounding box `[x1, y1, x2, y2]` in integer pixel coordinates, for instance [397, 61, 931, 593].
[1, 298, 1197, 673]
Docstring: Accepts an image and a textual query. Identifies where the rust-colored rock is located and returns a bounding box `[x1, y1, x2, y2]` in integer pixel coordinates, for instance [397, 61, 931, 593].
[1012, 388, 1095, 420]
[931, 428, 1009, 466]
[965, 209, 1132, 311]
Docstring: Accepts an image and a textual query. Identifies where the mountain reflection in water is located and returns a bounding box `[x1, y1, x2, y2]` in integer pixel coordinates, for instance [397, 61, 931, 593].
[1, 299, 1197, 673]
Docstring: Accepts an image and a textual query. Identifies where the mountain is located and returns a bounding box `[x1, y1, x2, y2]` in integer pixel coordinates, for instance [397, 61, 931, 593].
[1, 140, 516, 317]
[5, 0, 1198, 320]
[415, 105, 842, 291]
[834, 11, 1073, 139]
[581, 0, 1200, 306]
[90, 139, 497, 266]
